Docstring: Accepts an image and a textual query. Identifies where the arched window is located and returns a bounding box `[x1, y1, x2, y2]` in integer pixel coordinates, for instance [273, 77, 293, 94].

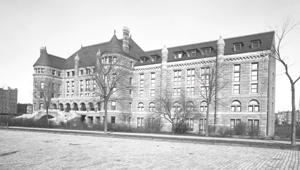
[89, 102, 95, 111]
[231, 100, 241, 112]
[173, 102, 181, 113]
[248, 100, 259, 112]
[149, 102, 155, 112]
[200, 101, 207, 112]
[138, 102, 144, 111]
[80, 103, 86, 111]
[186, 101, 194, 112]
[73, 103, 78, 111]
[59, 103, 64, 111]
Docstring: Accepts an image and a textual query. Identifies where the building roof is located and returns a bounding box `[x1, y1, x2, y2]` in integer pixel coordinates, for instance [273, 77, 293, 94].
[135, 31, 274, 66]
[33, 51, 66, 69]
[33, 31, 274, 69]
[64, 35, 146, 69]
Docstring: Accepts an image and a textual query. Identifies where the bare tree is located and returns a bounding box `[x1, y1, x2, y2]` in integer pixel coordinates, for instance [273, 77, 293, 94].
[197, 62, 228, 136]
[155, 89, 195, 133]
[38, 78, 59, 127]
[272, 20, 300, 145]
[93, 54, 131, 132]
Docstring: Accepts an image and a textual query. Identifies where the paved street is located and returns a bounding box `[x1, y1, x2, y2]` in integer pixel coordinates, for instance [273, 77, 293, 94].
[0, 130, 299, 170]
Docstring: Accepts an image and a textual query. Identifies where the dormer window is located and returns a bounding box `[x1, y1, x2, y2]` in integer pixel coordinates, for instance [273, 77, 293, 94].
[202, 47, 212, 55]
[150, 55, 160, 62]
[251, 40, 261, 49]
[233, 42, 243, 52]
[189, 49, 198, 57]
[174, 52, 183, 59]
[140, 56, 149, 63]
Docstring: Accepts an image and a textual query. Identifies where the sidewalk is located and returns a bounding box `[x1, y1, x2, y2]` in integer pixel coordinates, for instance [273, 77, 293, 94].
[1, 126, 299, 150]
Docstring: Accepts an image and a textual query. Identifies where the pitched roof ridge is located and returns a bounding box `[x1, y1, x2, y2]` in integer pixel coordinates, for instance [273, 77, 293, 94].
[224, 30, 275, 41]
[144, 31, 275, 53]
[47, 53, 66, 60]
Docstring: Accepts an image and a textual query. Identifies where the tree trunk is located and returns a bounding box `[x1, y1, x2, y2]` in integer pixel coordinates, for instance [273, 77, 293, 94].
[104, 100, 108, 132]
[291, 84, 296, 146]
[46, 106, 49, 128]
[205, 105, 210, 136]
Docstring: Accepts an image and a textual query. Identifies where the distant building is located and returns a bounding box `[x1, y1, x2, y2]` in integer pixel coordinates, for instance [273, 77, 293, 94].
[0, 87, 18, 115]
[33, 27, 276, 136]
[17, 103, 32, 115]
[275, 110, 300, 125]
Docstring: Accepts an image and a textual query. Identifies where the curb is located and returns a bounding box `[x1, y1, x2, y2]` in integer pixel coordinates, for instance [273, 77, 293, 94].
[1, 126, 299, 150]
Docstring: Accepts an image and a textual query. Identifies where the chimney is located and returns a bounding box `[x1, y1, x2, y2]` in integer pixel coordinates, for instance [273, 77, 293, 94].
[40, 46, 47, 55]
[122, 26, 130, 53]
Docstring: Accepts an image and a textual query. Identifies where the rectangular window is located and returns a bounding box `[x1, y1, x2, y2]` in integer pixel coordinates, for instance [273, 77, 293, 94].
[233, 64, 241, 94]
[233, 84, 240, 94]
[202, 47, 212, 55]
[174, 70, 182, 86]
[251, 83, 258, 93]
[137, 117, 144, 128]
[150, 89, 155, 97]
[173, 88, 181, 96]
[72, 71, 75, 76]
[67, 72, 70, 77]
[57, 71, 61, 77]
[251, 40, 261, 49]
[86, 68, 91, 75]
[80, 69, 84, 75]
[66, 81, 70, 93]
[186, 68, 195, 86]
[151, 72, 155, 88]
[233, 42, 243, 51]
[85, 79, 90, 91]
[187, 87, 195, 96]
[71, 81, 74, 92]
[199, 118, 205, 132]
[139, 89, 144, 96]
[186, 118, 194, 130]
[201, 67, 210, 86]
[111, 101, 116, 110]
[189, 50, 197, 57]
[111, 116, 116, 124]
[129, 77, 132, 85]
[140, 73, 144, 88]
[80, 80, 84, 92]
[251, 63, 258, 81]
[52, 70, 56, 76]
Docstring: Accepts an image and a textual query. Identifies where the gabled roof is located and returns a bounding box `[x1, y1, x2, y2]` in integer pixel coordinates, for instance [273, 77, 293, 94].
[64, 35, 146, 69]
[135, 31, 274, 66]
[33, 51, 66, 69]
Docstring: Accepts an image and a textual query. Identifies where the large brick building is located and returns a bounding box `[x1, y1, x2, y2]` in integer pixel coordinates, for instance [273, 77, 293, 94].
[33, 27, 276, 136]
[0, 86, 18, 115]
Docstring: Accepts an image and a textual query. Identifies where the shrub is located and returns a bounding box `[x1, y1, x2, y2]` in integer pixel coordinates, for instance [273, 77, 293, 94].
[216, 126, 231, 137]
[275, 124, 300, 139]
[173, 121, 189, 134]
[233, 122, 247, 135]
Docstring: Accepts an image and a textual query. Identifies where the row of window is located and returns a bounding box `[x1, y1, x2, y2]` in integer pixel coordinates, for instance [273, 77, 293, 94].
[34, 68, 62, 77]
[231, 100, 260, 112]
[66, 68, 94, 77]
[233, 62, 259, 94]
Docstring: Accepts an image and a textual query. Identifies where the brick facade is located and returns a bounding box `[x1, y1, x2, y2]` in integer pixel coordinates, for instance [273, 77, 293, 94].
[33, 28, 276, 136]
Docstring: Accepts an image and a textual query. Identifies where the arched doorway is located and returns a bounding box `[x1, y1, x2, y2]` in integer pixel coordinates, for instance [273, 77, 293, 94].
[80, 103, 86, 111]
[59, 103, 64, 111]
[73, 103, 78, 111]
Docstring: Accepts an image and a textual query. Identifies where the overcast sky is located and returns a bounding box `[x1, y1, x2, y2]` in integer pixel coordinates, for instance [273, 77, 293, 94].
[0, 0, 299, 111]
